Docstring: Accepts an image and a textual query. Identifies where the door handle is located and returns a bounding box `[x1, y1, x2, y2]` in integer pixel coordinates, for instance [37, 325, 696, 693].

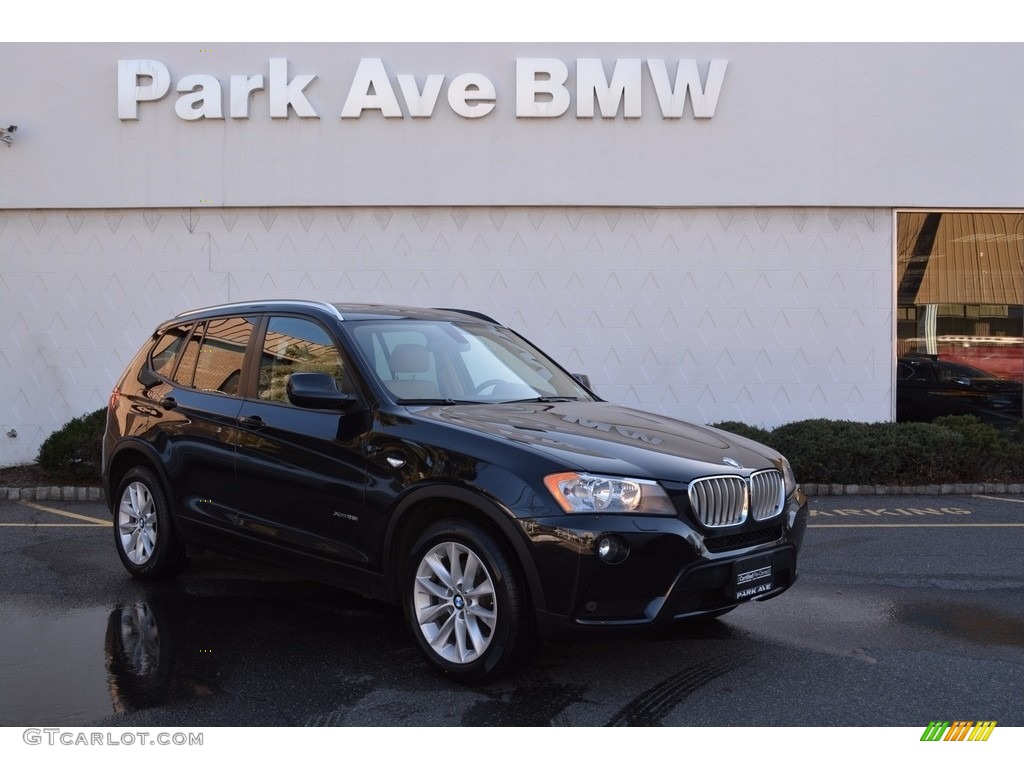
[238, 415, 265, 429]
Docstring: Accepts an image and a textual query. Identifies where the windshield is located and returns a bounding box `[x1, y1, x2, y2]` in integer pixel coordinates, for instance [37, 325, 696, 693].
[346, 320, 595, 404]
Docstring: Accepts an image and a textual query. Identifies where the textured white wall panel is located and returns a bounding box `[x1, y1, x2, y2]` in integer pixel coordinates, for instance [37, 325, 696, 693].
[0, 206, 893, 466]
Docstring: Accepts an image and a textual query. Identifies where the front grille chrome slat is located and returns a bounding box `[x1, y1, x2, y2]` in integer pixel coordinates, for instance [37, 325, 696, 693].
[750, 469, 785, 521]
[688, 470, 784, 529]
[688, 476, 747, 528]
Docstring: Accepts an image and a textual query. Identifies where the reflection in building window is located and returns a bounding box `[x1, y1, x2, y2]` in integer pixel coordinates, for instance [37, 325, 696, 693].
[896, 212, 1023, 426]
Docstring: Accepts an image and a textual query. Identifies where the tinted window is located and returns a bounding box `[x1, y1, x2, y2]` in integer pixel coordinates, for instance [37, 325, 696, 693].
[191, 317, 254, 395]
[149, 323, 194, 380]
[171, 322, 204, 388]
[349, 320, 591, 402]
[258, 316, 345, 403]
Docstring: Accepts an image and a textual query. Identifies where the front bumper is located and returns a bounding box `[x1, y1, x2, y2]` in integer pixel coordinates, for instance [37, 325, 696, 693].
[520, 491, 808, 641]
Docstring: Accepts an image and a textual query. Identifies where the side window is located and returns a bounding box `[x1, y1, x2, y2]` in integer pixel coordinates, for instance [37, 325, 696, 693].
[149, 323, 194, 380]
[172, 322, 204, 388]
[258, 316, 345, 404]
[191, 317, 254, 395]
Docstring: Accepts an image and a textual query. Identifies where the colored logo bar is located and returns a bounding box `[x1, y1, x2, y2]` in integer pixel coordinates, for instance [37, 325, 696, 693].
[921, 721, 997, 741]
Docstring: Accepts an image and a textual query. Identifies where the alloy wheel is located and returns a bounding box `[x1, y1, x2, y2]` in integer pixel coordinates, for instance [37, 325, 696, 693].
[118, 481, 158, 566]
[413, 540, 498, 664]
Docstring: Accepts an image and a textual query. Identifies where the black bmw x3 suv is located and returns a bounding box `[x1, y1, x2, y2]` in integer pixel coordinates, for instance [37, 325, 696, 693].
[103, 300, 808, 682]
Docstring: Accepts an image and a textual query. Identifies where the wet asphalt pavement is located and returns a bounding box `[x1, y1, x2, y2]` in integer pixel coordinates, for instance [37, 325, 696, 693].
[1, 493, 1022, 727]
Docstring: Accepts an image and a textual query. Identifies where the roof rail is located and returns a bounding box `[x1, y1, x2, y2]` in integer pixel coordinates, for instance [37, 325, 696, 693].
[174, 300, 345, 321]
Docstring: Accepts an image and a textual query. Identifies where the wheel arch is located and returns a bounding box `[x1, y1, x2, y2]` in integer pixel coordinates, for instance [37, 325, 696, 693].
[106, 441, 174, 516]
[383, 485, 547, 614]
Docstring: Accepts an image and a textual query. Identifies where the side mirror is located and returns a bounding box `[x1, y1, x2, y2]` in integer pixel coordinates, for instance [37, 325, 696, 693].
[572, 373, 593, 390]
[287, 372, 355, 410]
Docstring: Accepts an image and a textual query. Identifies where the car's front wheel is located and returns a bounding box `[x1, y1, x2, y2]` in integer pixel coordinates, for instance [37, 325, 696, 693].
[113, 466, 188, 579]
[406, 519, 532, 683]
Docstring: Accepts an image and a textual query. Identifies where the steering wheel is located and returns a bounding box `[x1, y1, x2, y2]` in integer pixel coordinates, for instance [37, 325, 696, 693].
[472, 379, 509, 395]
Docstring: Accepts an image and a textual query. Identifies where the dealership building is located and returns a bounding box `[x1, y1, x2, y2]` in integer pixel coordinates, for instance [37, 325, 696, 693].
[1, 42, 1022, 467]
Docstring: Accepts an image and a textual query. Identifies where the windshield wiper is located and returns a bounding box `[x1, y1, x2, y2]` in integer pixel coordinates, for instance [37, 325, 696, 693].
[395, 398, 486, 405]
[500, 396, 580, 404]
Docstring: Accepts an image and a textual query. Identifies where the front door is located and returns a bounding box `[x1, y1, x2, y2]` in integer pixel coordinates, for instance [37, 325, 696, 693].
[232, 315, 370, 568]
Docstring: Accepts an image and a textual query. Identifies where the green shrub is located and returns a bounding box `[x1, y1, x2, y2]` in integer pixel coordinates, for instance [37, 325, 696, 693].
[711, 415, 1024, 486]
[36, 408, 106, 482]
[932, 415, 1024, 481]
[769, 419, 875, 484]
[707, 421, 772, 445]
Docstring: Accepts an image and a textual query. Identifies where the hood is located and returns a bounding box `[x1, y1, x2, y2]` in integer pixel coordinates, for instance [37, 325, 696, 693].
[413, 401, 782, 480]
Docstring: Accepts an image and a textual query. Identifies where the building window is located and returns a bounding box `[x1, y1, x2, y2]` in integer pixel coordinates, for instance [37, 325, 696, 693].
[895, 211, 1023, 426]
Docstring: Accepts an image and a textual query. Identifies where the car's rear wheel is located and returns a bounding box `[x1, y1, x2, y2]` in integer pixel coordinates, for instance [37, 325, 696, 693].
[113, 467, 187, 579]
[104, 600, 175, 709]
[406, 519, 531, 683]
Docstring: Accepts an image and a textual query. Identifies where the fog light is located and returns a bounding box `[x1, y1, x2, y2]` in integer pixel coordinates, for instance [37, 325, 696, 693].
[595, 534, 628, 564]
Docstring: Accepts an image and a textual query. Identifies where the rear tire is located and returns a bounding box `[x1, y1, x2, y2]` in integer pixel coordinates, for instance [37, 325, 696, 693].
[405, 519, 532, 683]
[113, 466, 188, 579]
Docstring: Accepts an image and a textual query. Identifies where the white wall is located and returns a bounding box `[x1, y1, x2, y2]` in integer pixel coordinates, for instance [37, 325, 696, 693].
[1, 43, 1023, 208]
[0, 205, 893, 466]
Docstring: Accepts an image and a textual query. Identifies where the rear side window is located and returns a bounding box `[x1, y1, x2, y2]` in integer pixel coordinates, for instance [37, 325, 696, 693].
[149, 323, 194, 379]
[191, 317, 254, 394]
[172, 324, 204, 388]
[150, 317, 254, 395]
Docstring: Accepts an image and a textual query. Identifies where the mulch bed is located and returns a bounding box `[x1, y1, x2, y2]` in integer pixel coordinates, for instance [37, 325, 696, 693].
[0, 464, 100, 487]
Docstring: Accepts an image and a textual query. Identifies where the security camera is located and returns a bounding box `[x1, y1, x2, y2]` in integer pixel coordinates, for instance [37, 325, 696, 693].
[0, 125, 15, 146]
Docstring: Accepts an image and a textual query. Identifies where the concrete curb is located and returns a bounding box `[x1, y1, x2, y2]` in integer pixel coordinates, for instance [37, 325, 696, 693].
[1, 486, 105, 502]
[3, 483, 1024, 502]
[800, 482, 1024, 496]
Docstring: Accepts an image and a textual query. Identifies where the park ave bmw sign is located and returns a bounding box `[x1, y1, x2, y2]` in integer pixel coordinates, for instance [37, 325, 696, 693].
[117, 57, 728, 121]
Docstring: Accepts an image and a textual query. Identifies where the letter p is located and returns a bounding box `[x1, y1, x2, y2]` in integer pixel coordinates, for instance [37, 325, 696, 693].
[118, 59, 171, 120]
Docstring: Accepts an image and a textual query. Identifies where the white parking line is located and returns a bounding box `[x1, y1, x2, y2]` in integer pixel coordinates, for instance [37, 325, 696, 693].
[973, 494, 1024, 504]
[810, 523, 1024, 528]
[0, 523, 111, 527]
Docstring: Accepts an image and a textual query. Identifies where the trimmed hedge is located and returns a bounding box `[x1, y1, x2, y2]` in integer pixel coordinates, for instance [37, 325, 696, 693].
[36, 408, 106, 482]
[710, 416, 1024, 486]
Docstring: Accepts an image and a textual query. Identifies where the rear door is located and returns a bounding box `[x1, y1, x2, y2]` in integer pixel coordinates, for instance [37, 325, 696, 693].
[144, 315, 255, 531]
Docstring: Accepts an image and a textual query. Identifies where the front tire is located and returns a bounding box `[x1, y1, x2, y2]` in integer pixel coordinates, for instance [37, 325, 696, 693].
[113, 467, 188, 579]
[406, 519, 532, 683]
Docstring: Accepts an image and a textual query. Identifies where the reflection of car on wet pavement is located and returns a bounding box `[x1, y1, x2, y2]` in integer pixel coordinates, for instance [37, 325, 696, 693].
[896, 354, 1024, 426]
[102, 300, 807, 682]
[103, 575, 405, 718]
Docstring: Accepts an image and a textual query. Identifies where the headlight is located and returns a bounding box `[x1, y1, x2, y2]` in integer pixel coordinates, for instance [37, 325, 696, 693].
[543, 472, 674, 515]
[780, 457, 798, 497]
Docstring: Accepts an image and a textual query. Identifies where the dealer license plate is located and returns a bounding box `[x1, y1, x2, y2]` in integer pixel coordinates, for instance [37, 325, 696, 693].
[731, 554, 774, 600]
